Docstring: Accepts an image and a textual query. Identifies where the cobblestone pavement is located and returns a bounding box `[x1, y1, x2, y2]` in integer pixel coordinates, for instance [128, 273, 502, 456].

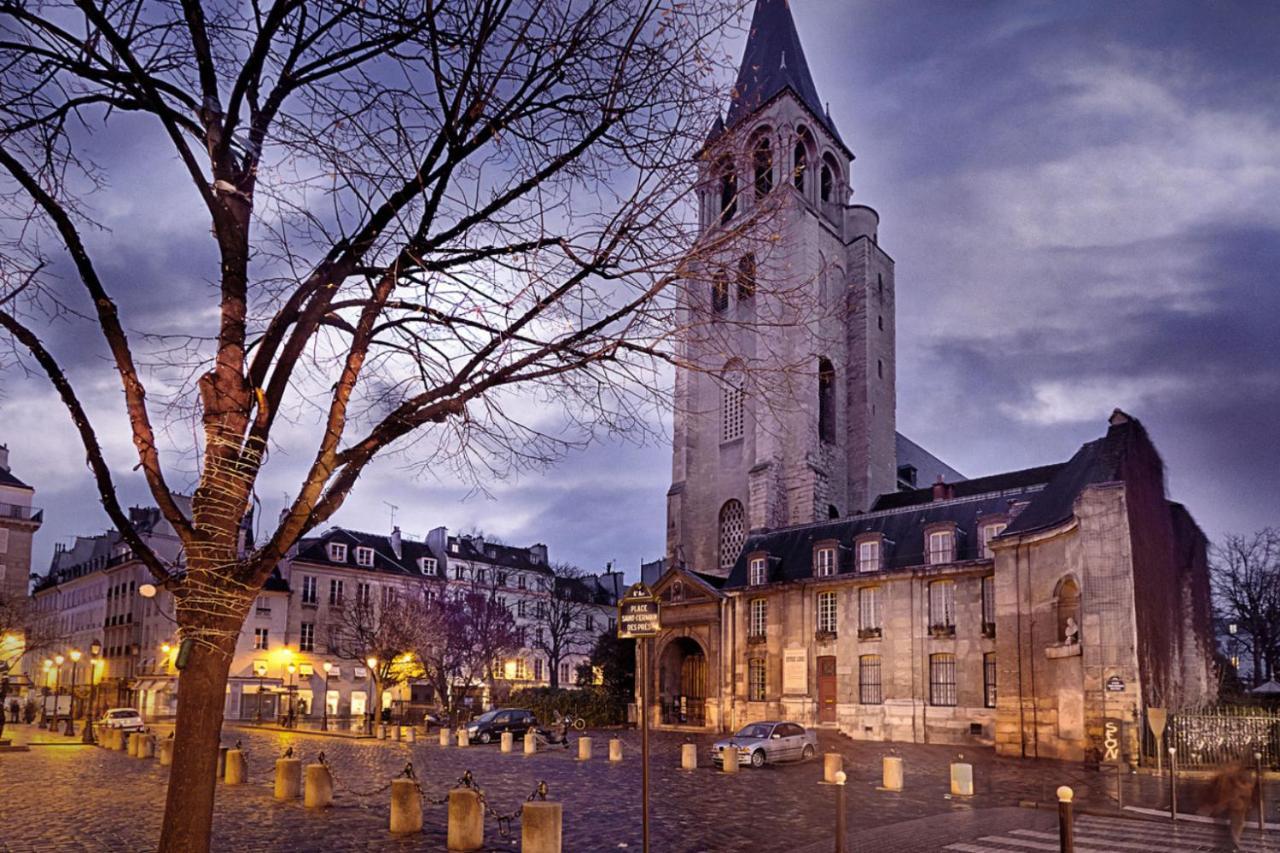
[1, 722, 1276, 852]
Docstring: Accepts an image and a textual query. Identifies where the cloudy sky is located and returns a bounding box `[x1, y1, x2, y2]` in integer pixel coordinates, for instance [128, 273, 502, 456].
[4, 0, 1278, 581]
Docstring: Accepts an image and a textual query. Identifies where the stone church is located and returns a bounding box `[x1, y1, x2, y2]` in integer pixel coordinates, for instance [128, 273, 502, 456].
[649, 0, 1217, 762]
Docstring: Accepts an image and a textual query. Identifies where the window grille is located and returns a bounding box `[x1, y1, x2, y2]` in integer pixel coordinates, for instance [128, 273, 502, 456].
[817, 591, 838, 634]
[929, 653, 957, 706]
[301, 576, 317, 605]
[981, 576, 996, 635]
[737, 254, 756, 301]
[329, 579, 344, 606]
[719, 500, 746, 570]
[748, 658, 767, 701]
[859, 655, 883, 704]
[753, 136, 773, 197]
[718, 158, 737, 223]
[721, 367, 744, 441]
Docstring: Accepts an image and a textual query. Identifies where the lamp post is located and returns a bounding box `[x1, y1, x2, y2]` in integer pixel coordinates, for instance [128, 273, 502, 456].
[286, 662, 297, 727]
[53, 654, 64, 730]
[366, 656, 377, 735]
[64, 649, 82, 736]
[255, 662, 268, 723]
[321, 662, 332, 731]
[82, 640, 102, 744]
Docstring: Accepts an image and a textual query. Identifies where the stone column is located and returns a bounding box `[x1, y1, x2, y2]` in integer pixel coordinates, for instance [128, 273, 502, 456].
[500, 731, 513, 753]
[950, 761, 973, 797]
[440, 727, 453, 747]
[722, 746, 738, 773]
[524, 732, 537, 755]
[158, 738, 174, 767]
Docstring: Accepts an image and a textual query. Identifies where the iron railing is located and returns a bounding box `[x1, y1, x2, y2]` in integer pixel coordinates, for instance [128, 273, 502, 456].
[1141, 706, 1280, 770]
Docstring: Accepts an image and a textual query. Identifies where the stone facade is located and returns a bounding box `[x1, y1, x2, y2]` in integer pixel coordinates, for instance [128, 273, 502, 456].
[0, 445, 41, 604]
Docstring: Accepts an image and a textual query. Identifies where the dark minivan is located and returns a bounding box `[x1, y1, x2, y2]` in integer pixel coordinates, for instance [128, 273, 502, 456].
[465, 708, 539, 744]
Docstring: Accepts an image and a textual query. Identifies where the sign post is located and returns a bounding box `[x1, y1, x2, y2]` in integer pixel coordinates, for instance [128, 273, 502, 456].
[619, 583, 661, 853]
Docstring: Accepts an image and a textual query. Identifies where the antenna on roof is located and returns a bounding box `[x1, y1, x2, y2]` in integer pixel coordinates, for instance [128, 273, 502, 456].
[383, 500, 399, 529]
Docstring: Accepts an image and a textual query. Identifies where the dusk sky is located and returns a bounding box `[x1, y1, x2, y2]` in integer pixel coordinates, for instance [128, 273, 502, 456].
[4, 0, 1278, 581]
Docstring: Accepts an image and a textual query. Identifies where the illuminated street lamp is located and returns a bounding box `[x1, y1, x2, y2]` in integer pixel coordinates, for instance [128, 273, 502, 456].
[81, 640, 102, 744]
[321, 662, 333, 731]
[64, 649, 82, 736]
[366, 656, 377, 735]
[286, 662, 297, 727]
[53, 654, 64, 730]
[40, 659, 52, 727]
[255, 661, 268, 723]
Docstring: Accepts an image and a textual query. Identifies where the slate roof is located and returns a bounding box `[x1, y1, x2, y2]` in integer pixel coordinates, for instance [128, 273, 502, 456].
[872, 463, 1065, 512]
[724, 0, 847, 151]
[293, 528, 554, 578]
[0, 467, 32, 490]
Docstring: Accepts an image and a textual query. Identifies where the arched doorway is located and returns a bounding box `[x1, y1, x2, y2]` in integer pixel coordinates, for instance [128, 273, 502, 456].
[659, 637, 707, 726]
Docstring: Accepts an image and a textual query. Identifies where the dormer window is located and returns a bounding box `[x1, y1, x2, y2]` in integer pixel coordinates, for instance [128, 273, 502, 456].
[927, 530, 954, 565]
[355, 546, 374, 567]
[327, 543, 348, 563]
[419, 557, 438, 576]
[857, 540, 881, 573]
[748, 557, 767, 586]
[980, 522, 1007, 559]
[814, 546, 837, 578]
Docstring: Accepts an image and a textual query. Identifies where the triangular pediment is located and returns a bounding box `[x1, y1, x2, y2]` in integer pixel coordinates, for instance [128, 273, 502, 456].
[652, 565, 724, 605]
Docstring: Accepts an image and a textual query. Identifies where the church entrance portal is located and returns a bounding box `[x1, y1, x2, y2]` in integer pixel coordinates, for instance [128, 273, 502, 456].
[659, 637, 708, 727]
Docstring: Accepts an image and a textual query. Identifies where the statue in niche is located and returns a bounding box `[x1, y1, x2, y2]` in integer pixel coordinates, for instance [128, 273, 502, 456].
[1063, 616, 1080, 646]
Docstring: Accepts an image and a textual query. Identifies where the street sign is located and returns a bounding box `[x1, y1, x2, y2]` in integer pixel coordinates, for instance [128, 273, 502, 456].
[1105, 675, 1126, 692]
[618, 583, 661, 639]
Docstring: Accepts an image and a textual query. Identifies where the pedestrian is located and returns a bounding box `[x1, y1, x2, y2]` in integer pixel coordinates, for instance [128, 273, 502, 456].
[8, 699, 18, 723]
[1199, 761, 1257, 850]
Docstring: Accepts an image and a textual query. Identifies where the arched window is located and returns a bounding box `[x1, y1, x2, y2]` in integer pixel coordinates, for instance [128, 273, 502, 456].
[711, 270, 729, 312]
[719, 500, 746, 571]
[1055, 577, 1081, 644]
[717, 156, 737, 223]
[736, 254, 756, 301]
[720, 360, 744, 442]
[752, 134, 773, 198]
[818, 357, 835, 444]
[820, 160, 834, 203]
[793, 128, 812, 192]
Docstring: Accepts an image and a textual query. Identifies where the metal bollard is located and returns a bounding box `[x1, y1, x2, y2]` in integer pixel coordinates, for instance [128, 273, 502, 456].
[950, 761, 974, 797]
[275, 758, 302, 800]
[1058, 786, 1074, 853]
[882, 755, 904, 791]
[525, 731, 537, 755]
[158, 738, 174, 767]
[447, 787, 484, 851]
[577, 736, 592, 761]
[823, 752, 843, 784]
[304, 763, 334, 809]
[722, 745, 738, 774]
[681, 743, 697, 770]
[440, 727, 453, 747]
[1168, 747, 1177, 822]
[1257, 751, 1266, 832]
[609, 738, 622, 763]
[501, 731, 514, 753]
[224, 749, 246, 785]
[834, 770, 847, 853]
[389, 778, 422, 834]
[521, 800, 563, 853]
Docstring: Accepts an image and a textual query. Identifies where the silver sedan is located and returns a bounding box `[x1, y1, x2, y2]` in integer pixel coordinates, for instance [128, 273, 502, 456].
[711, 720, 817, 768]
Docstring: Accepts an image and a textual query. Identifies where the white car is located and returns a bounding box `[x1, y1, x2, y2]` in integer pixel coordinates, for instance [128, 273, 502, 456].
[99, 707, 145, 732]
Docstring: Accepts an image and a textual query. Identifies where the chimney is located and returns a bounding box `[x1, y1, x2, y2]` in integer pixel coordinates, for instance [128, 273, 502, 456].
[0, 444, 9, 471]
[426, 526, 448, 557]
[932, 475, 947, 501]
[390, 526, 403, 559]
[529, 543, 548, 566]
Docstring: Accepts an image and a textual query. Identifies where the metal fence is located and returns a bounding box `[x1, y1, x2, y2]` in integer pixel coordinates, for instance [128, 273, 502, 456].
[1142, 706, 1280, 770]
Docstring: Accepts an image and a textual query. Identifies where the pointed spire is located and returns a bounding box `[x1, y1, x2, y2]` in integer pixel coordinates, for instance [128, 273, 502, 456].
[725, 0, 844, 147]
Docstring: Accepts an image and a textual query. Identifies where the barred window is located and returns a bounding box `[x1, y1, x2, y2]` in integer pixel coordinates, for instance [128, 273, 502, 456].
[721, 364, 744, 441]
[857, 540, 880, 573]
[927, 530, 954, 564]
[719, 500, 746, 570]
[748, 658, 767, 701]
[859, 586, 881, 632]
[984, 653, 997, 708]
[817, 591, 838, 634]
[814, 547, 837, 578]
[858, 655, 882, 705]
[929, 653, 957, 707]
[981, 576, 996, 627]
[929, 579, 955, 628]
[749, 598, 768, 637]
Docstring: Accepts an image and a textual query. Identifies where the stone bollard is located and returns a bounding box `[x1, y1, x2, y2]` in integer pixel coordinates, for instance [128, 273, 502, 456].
[138, 734, 156, 759]
[447, 788, 485, 851]
[127, 731, 140, 756]
[577, 737, 592, 761]
[609, 738, 623, 763]
[104, 728, 118, 750]
[158, 738, 174, 767]
[823, 752, 843, 784]
[501, 731, 514, 753]
[440, 727, 453, 747]
[681, 743, 698, 770]
[275, 758, 302, 800]
[217, 745, 229, 779]
[950, 761, 974, 797]
[379, 723, 389, 740]
[881, 755, 904, 791]
[521, 800, 563, 853]
[406, 726, 417, 744]
[304, 763, 334, 809]
[525, 731, 537, 755]
[224, 749, 247, 785]
[722, 746, 739, 773]
[393, 724, 403, 742]
[458, 728, 470, 748]
[390, 778, 423, 834]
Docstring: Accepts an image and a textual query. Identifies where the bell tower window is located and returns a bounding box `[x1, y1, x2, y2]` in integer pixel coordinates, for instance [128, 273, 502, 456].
[721, 361, 745, 442]
[718, 156, 737, 223]
[719, 500, 746, 571]
[818, 358, 836, 444]
[711, 271, 729, 313]
[820, 154, 839, 204]
[736, 254, 756, 301]
[753, 135, 773, 198]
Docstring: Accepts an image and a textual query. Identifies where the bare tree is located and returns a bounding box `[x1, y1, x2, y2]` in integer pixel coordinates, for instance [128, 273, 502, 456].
[0, 0, 801, 847]
[329, 585, 425, 726]
[1212, 528, 1280, 687]
[0, 592, 63, 738]
[410, 585, 518, 724]
[532, 563, 600, 689]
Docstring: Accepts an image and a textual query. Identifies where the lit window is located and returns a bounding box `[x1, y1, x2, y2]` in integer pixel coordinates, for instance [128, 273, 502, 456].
[814, 547, 836, 578]
[719, 500, 746, 570]
[929, 580, 956, 632]
[859, 655, 882, 704]
[817, 591, 838, 634]
[980, 523, 1007, 559]
[748, 658, 767, 701]
[859, 587, 881, 636]
[253, 628, 269, 650]
[857, 540, 880, 573]
[327, 542, 348, 562]
[355, 546, 374, 567]
[927, 530, 954, 565]
[748, 557, 767, 586]
[534, 659, 543, 681]
[749, 598, 767, 637]
[929, 653, 957, 706]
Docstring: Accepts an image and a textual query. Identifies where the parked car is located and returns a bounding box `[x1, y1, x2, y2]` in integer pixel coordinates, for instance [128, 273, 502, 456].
[98, 707, 145, 732]
[711, 721, 817, 768]
[465, 708, 539, 744]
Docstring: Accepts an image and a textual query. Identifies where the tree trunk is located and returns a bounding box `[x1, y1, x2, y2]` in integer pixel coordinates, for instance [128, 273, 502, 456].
[157, 636, 236, 853]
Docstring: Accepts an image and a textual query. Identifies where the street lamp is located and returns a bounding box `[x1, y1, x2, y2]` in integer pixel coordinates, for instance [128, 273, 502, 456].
[255, 662, 268, 723]
[321, 662, 333, 731]
[41, 659, 52, 727]
[366, 656, 377, 735]
[53, 654, 64, 730]
[82, 640, 102, 744]
[64, 649, 82, 736]
[286, 662, 297, 727]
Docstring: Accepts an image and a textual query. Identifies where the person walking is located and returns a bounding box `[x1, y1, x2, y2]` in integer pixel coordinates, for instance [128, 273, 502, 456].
[1200, 761, 1258, 851]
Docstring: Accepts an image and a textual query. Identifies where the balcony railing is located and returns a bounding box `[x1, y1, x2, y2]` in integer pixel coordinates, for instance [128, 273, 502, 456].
[857, 627, 882, 640]
[929, 623, 957, 638]
[0, 502, 42, 522]
[746, 632, 767, 645]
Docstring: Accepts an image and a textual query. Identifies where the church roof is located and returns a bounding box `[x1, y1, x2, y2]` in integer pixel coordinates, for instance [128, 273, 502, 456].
[725, 0, 846, 150]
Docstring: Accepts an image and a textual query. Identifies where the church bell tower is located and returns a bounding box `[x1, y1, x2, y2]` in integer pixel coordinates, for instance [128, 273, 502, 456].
[666, 0, 897, 575]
